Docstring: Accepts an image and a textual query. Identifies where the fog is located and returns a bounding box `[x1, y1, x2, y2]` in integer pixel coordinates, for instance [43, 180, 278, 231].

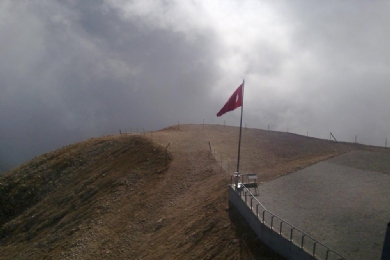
[1, 0, 389, 172]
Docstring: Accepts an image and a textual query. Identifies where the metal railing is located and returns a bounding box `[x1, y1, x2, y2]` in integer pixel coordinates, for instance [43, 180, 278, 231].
[234, 182, 348, 260]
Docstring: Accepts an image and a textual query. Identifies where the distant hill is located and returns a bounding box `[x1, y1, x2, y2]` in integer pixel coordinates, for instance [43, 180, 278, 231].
[1, 124, 385, 260]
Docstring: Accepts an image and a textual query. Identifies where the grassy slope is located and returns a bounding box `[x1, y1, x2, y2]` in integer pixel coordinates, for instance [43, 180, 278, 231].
[1, 124, 387, 259]
[0, 135, 169, 259]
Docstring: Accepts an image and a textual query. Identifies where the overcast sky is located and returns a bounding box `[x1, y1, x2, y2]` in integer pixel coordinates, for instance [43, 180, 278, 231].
[1, 0, 390, 172]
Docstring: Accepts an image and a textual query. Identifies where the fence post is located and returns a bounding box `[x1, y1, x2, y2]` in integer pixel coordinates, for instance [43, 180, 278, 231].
[220, 155, 222, 171]
[165, 143, 170, 165]
[330, 132, 338, 142]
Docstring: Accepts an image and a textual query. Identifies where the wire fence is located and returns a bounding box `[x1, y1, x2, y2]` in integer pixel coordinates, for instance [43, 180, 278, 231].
[119, 122, 390, 148]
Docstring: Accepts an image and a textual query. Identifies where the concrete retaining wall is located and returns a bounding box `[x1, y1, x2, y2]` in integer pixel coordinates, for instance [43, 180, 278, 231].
[228, 186, 316, 260]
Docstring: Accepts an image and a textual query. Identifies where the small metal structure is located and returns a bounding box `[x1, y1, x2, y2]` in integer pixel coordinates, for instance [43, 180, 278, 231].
[242, 173, 258, 195]
[231, 173, 258, 195]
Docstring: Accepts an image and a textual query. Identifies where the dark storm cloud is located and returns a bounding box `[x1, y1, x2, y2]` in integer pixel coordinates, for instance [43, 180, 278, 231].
[0, 0, 222, 172]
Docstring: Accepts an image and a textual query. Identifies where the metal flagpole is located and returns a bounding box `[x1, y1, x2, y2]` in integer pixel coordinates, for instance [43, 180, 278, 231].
[236, 79, 245, 173]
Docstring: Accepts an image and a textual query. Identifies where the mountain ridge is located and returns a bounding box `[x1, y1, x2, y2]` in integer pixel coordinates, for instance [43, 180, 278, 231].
[1, 124, 387, 259]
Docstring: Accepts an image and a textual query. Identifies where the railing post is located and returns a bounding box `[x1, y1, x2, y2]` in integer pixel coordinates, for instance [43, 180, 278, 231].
[245, 192, 247, 203]
[256, 204, 259, 217]
[271, 216, 275, 230]
[313, 242, 317, 257]
[301, 234, 305, 249]
[250, 197, 253, 210]
[262, 210, 266, 224]
[326, 249, 330, 260]
[290, 227, 294, 242]
[279, 221, 283, 235]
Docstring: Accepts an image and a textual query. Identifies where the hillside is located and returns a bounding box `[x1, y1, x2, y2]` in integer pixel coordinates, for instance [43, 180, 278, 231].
[1, 124, 385, 259]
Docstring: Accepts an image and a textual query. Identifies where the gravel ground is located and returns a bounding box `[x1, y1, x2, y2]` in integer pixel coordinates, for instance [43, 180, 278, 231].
[255, 151, 390, 260]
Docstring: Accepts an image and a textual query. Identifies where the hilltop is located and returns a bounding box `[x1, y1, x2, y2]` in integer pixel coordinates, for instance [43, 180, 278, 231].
[1, 124, 386, 259]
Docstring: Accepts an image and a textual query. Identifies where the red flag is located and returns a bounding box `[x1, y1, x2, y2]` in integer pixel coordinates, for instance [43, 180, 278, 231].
[216, 83, 243, 117]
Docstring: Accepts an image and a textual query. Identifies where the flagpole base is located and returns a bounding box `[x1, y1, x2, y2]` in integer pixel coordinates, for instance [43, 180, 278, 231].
[234, 171, 241, 191]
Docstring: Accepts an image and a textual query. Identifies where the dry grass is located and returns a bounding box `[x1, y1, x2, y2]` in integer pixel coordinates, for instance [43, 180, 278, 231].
[1, 124, 387, 259]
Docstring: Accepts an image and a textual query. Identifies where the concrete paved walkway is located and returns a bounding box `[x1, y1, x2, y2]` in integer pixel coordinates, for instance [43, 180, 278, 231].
[254, 151, 390, 260]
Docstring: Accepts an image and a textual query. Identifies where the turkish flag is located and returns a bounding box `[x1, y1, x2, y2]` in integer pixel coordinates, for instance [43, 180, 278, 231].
[216, 83, 243, 117]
